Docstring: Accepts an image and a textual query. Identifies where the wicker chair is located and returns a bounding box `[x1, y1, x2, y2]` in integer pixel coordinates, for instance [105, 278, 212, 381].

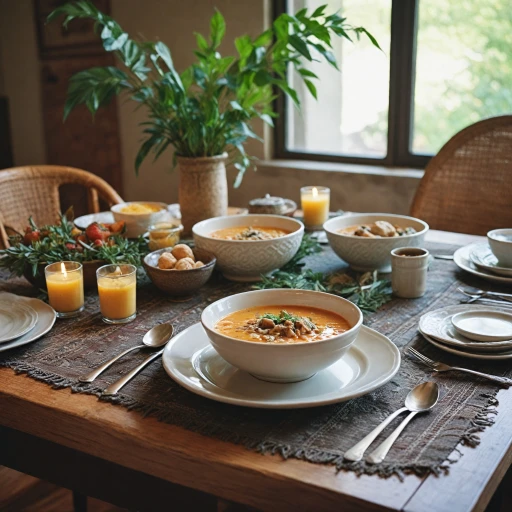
[0, 165, 123, 248]
[410, 115, 512, 236]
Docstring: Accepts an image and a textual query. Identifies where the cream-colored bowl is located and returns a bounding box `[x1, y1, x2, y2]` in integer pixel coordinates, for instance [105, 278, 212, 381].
[324, 213, 429, 272]
[487, 229, 512, 267]
[192, 214, 304, 282]
[111, 202, 168, 238]
[201, 289, 363, 382]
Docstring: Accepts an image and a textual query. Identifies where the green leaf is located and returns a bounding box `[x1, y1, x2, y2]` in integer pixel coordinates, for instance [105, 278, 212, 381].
[210, 9, 226, 49]
[359, 27, 382, 51]
[298, 68, 318, 79]
[235, 35, 252, 60]
[304, 79, 317, 99]
[289, 34, 312, 60]
[312, 5, 327, 17]
[195, 32, 209, 51]
[253, 29, 273, 47]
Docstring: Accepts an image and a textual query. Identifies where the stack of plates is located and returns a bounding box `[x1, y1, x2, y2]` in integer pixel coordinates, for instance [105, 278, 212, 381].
[454, 243, 512, 285]
[419, 305, 512, 360]
[0, 292, 56, 353]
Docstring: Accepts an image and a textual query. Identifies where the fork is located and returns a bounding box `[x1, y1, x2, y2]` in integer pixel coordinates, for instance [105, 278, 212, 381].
[458, 287, 512, 302]
[406, 347, 512, 387]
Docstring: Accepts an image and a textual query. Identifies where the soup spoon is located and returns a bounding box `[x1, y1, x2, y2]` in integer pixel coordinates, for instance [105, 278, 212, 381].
[344, 382, 439, 462]
[79, 323, 174, 383]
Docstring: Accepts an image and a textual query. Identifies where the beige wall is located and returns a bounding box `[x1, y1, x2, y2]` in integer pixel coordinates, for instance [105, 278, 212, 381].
[0, 0, 420, 213]
[0, 0, 46, 166]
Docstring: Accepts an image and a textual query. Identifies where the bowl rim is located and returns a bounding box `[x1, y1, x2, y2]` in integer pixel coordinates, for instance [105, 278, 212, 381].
[143, 246, 216, 272]
[111, 201, 168, 215]
[192, 214, 304, 243]
[201, 288, 363, 346]
[487, 229, 512, 243]
[323, 213, 429, 240]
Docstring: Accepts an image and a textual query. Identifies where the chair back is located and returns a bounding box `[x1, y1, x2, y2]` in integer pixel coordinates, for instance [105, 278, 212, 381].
[410, 116, 512, 235]
[0, 165, 123, 248]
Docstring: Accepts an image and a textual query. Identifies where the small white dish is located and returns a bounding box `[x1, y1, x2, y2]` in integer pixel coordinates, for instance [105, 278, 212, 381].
[0, 300, 38, 343]
[420, 331, 512, 360]
[0, 293, 56, 352]
[487, 229, 512, 268]
[470, 244, 512, 277]
[162, 323, 400, 409]
[419, 305, 512, 352]
[111, 202, 169, 238]
[201, 289, 362, 383]
[454, 243, 512, 286]
[451, 310, 512, 342]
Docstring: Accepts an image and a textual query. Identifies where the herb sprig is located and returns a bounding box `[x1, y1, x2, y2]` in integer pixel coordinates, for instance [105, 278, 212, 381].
[254, 237, 392, 313]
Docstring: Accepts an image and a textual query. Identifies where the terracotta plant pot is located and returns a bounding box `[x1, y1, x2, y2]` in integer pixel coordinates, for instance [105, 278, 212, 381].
[177, 153, 228, 235]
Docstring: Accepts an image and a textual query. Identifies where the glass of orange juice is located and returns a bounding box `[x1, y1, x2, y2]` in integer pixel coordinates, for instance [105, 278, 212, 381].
[96, 264, 137, 324]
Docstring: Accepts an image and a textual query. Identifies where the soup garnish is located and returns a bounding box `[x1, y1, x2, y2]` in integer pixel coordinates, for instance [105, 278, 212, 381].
[210, 226, 290, 241]
[215, 306, 350, 343]
[338, 220, 416, 238]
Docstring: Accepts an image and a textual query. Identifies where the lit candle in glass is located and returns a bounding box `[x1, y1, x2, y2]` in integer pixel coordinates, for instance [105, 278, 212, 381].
[301, 186, 330, 230]
[97, 264, 137, 324]
[45, 261, 84, 318]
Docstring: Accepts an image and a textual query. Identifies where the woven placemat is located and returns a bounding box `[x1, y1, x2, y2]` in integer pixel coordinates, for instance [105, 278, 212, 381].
[1, 242, 510, 478]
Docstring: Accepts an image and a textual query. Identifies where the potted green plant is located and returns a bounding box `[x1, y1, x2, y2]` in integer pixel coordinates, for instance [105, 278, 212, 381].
[49, 1, 379, 232]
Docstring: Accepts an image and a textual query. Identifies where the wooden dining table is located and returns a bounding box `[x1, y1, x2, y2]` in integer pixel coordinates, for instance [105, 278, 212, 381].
[1, 229, 511, 512]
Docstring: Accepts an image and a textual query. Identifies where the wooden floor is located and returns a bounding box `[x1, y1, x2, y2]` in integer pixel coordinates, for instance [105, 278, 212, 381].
[1, 465, 510, 511]
[0, 467, 126, 512]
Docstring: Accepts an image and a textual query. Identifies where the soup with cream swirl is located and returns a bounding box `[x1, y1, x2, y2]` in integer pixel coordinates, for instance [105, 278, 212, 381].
[215, 306, 350, 343]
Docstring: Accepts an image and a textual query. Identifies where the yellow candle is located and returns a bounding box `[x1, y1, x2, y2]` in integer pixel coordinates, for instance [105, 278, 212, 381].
[97, 264, 137, 324]
[45, 262, 84, 318]
[301, 186, 330, 228]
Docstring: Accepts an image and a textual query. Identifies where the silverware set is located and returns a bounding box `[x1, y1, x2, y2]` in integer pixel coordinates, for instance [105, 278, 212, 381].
[79, 323, 174, 396]
[344, 382, 439, 463]
[458, 287, 512, 307]
[406, 347, 512, 386]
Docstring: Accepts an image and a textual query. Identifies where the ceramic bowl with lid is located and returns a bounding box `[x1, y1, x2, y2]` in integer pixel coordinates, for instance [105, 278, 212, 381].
[248, 195, 297, 217]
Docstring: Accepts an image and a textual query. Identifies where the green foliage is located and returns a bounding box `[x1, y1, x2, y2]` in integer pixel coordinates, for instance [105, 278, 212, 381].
[254, 237, 392, 314]
[0, 214, 148, 277]
[48, 1, 379, 186]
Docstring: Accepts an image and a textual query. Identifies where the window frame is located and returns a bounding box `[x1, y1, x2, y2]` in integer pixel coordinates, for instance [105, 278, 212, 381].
[273, 0, 431, 168]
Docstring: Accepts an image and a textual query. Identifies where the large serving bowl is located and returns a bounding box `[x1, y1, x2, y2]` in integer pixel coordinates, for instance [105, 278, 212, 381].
[201, 289, 363, 382]
[324, 213, 429, 272]
[111, 202, 168, 238]
[143, 247, 216, 297]
[192, 214, 304, 282]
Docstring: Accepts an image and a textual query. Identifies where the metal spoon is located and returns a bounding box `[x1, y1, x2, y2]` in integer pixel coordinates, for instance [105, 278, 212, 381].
[79, 323, 174, 383]
[344, 382, 439, 462]
[366, 381, 439, 464]
[458, 287, 512, 301]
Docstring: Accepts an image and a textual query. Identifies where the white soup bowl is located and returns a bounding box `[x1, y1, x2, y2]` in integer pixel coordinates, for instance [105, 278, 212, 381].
[201, 289, 363, 383]
[193, 214, 304, 282]
[324, 213, 429, 272]
[487, 229, 512, 268]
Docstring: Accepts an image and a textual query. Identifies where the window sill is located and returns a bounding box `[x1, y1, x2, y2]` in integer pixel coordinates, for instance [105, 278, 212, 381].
[258, 159, 424, 180]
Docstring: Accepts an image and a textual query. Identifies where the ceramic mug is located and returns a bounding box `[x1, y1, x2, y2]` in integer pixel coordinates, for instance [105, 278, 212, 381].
[391, 247, 429, 299]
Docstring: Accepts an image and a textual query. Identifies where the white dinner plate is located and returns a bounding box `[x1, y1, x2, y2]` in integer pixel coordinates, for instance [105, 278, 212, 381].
[419, 304, 512, 352]
[0, 293, 56, 352]
[470, 244, 512, 277]
[0, 300, 38, 343]
[74, 204, 182, 231]
[454, 243, 512, 285]
[162, 323, 400, 409]
[420, 331, 512, 360]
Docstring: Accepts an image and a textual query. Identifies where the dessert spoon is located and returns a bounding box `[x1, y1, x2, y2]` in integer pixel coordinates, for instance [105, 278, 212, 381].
[344, 382, 438, 462]
[79, 323, 173, 383]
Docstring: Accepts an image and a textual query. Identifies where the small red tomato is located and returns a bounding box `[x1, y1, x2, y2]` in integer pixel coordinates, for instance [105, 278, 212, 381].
[85, 222, 110, 242]
[93, 239, 104, 247]
[23, 230, 40, 245]
[65, 242, 76, 250]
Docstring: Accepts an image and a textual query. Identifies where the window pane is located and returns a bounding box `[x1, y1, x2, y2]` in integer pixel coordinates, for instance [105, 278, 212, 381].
[286, 0, 391, 158]
[412, 0, 512, 154]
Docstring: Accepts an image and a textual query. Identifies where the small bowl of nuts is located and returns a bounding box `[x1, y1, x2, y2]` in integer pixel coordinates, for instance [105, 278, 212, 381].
[143, 244, 216, 297]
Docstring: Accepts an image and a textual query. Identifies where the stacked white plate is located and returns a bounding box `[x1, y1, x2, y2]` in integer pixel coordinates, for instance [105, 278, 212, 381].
[454, 243, 512, 285]
[419, 304, 512, 360]
[0, 292, 56, 353]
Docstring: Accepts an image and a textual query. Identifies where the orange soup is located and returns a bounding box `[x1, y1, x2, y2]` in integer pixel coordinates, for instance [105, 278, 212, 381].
[215, 306, 350, 343]
[210, 226, 290, 241]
